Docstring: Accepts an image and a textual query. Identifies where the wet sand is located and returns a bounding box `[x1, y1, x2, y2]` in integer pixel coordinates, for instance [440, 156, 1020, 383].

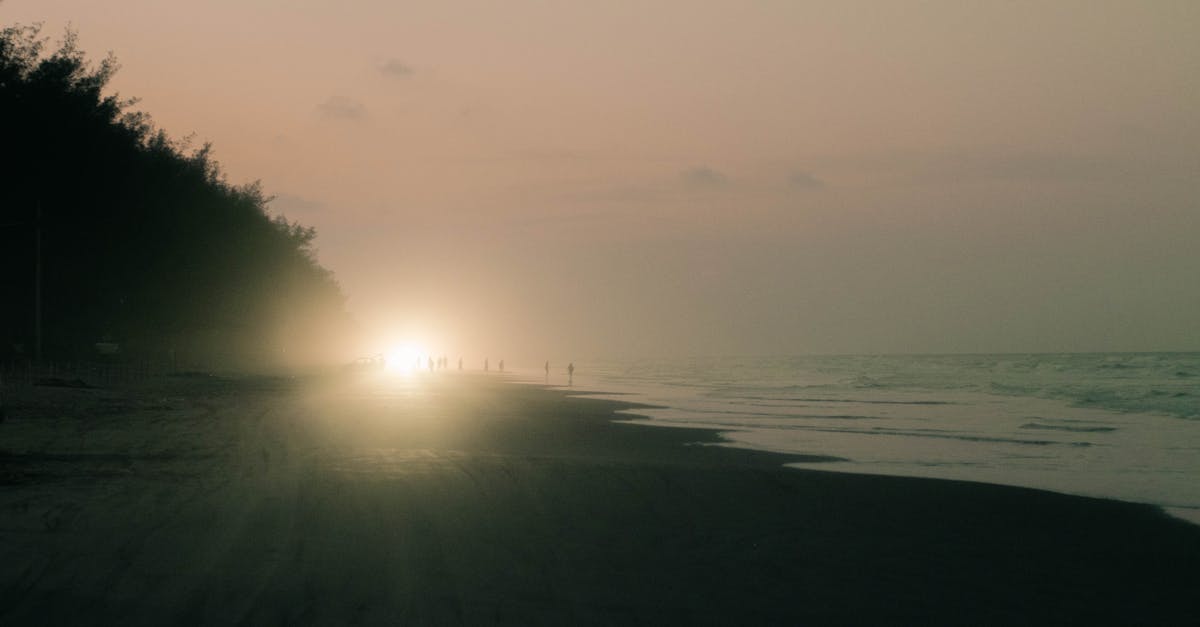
[2, 373, 1198, 625]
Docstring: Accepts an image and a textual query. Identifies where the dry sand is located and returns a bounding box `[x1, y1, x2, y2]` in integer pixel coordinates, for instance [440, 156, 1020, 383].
[1, 373, 1198, 625]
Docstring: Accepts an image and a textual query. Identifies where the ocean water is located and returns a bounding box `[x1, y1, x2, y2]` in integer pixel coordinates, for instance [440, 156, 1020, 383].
[531, 353, 1200, 524]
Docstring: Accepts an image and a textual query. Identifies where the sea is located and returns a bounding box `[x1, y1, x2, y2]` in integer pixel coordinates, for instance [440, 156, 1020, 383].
[521, 353, 1200, 524]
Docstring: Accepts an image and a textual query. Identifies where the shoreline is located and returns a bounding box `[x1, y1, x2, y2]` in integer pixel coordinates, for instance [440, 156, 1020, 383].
[528, 370, 1200, 529]
[2, 372, 1199, 624]
[610, 412, 1200, 528]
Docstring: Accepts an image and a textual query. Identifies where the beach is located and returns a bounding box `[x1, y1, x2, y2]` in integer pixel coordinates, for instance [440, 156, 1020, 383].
[2, 373, 1198, 625]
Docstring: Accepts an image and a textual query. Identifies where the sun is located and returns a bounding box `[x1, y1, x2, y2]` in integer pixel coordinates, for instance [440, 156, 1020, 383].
[384, 342, 427, 374]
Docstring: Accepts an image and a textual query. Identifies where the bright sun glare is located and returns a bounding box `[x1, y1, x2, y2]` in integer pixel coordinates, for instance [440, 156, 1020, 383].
[384, 343, 427, 374]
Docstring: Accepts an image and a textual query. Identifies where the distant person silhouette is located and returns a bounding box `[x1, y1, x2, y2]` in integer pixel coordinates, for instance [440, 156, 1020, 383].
[428, 356, 434, 372]
[499, 360, 505, 373]
[458, 357, 463, 371]
[484, 358, 489, 372]
[568, 362, 575, 386]
[544, 360, 550, 381]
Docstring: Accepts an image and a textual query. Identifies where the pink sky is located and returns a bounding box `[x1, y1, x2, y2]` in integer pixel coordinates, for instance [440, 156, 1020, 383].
[5, 1, 1198, 361]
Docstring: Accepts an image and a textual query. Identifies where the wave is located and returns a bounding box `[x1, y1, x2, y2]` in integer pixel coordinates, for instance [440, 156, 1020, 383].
[695, 422, 1096, 448]
[737, 395, 952, 406]
[1019, 422, 1118, 433]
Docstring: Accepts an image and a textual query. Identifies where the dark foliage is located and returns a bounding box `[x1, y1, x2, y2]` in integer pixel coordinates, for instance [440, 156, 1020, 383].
[0, 24, 355, 367]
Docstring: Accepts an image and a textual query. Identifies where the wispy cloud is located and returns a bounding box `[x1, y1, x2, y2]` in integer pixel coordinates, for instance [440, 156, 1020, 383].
[317, 96, 367, 121]
[570, 182, 665, 205]
[789, 170, 825, 190]
[844, 149, 1162, 186]
[934, 151, 1117, 183]
[680, 166, 728, 189]
[378, 59, 413, 79]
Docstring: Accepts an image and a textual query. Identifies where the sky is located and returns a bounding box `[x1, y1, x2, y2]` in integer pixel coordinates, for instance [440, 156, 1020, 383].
[5, 1, 1198, 362]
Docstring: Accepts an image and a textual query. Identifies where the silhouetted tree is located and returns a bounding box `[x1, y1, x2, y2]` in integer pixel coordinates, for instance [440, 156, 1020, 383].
[0, 24, 356, 367]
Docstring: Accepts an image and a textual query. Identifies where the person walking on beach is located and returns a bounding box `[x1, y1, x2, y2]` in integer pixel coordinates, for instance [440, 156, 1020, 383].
[499, 359, 505, 373]
[567, 362, 575, 386]
[544, 360, 550, 381]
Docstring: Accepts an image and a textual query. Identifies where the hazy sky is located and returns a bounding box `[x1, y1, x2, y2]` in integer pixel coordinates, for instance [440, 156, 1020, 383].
[6, 1, 1198, 361]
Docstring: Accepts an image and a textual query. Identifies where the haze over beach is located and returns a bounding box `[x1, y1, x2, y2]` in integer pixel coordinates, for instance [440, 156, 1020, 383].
[5, 1, 1198, 361]
[2, 2, 1200, 625]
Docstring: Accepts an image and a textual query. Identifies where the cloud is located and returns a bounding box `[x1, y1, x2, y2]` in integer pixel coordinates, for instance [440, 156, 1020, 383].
[317, 96, 367, 121]
[510, 148, 592, 163]
[849, 149, 1157, 186]
[931, 151, 1112, 183]
[789, 170, 825, 190]
[269, 134, 295, 148]
[569, 182, 665, 205]
[378, 59, 414, 79]
[680, 166, 728, 189]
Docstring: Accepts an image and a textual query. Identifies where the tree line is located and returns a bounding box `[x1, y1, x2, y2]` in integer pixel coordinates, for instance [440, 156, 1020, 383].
[0, 24, 358, 368]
